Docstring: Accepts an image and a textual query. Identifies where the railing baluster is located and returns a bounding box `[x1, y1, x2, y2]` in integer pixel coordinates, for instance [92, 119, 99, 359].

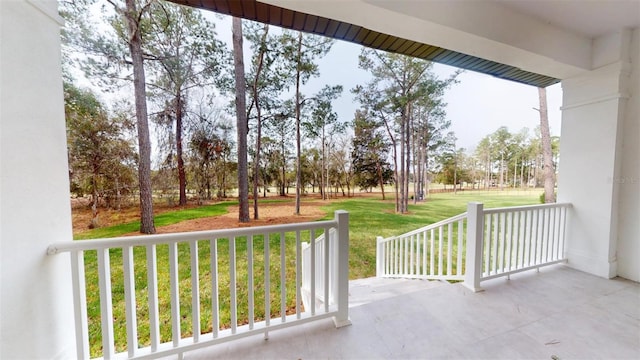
[324, 228, 330, 313]
[515, 211, 523, 268]
[169, 242, 180, 347]
[281, 232, 287, 320]
[402, 235, 407, 275]
[533, 209, 541, 265]
[190, 241, 200, 343]
[544, 208, 549, 261]
[505, 212, 513, 272]
[447, 223, 453, 275]
[493, 214, 501, 274]
[559, 207, 567, 258]
[248, 236, 255, 328]
[295, 231, 301, 319]
[70, 250, 89, 359]
[551, 208, 557, 260]
[526, 210, 532, 265]
[499, 213, 506, 273]
[97, 249, 115, 359]
[309, 230, 315, 316]
[416, 233, 421, 275]
[409, 234, 414, 275]
[484, 214, 491, 275]
[210, 239, 219, 338]
[422, 231, 428, 276]
[123, 246, 138, 357]
[430, 229, 435, 275]
[438, 226, 443, 275]
[549, 208, 556, 260]
[230, 237, 237, 334]
[146, 244, 160, 350]
[264, 233, 270, 338]
[457, 220, 464, 276]
[511, 212, 517, 271]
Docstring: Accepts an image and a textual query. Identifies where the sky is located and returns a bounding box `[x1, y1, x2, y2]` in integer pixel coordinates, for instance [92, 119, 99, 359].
[301, 39, 563, 152]
[207, 14, 563, 153]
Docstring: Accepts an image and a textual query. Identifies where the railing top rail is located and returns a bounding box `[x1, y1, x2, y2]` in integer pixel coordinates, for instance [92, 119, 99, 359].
[483, 202, 572, 215]
[48, 219, 338, 255]
[378, 212, 467, 243]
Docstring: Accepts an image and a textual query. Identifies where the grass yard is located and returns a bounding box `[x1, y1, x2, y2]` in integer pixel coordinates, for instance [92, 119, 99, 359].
[77, 190, 542, 356]
[75, 202, 235, 239]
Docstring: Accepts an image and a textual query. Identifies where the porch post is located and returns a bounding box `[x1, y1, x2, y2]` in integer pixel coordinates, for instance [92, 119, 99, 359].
[463, 202, 484, 292]
[558, 29, 638, 280]
[376, 236, 384, 277]
[333, 210, 352, 327]
[1, 0, 76, 358]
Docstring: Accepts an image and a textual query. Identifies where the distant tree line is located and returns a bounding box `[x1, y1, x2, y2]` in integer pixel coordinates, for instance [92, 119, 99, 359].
[61, 0, 558, 230]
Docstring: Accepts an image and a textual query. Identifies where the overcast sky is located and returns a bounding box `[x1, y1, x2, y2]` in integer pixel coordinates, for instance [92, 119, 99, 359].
[300, 38, 563, 152]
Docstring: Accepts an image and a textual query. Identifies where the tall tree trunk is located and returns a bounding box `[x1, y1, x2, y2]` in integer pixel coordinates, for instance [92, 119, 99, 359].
[404, 104, 411, 211]
[321, 126, 326, 200]
[380, 112, 399, 210]
[538, 87, 555, 203]
[294, 32, 303, 215]
[176, 91, 187, 206]
[252, 24, 269, 220]
[232, 17, 249, 222]
[281, 138, 286, 196]
[399, 112, 406, 213]
[125, 0, 155, 234]
[91, 172, 99, 228]
[500, 152, 504, 190]
[376, 161, 386, 200]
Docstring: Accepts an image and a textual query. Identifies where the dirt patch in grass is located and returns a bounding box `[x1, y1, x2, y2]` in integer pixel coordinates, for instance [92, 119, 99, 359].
[153, 201, 326, 234]
[71, 196, 328, 236]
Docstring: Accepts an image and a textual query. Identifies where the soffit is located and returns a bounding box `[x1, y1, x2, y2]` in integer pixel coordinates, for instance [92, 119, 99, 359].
[170, 0, 560, 87]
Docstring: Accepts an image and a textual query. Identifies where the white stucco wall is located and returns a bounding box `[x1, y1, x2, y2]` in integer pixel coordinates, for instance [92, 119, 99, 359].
[616, 28, 640, 282]
[558, 30, 637, 280]
[0, 1, 76, 358]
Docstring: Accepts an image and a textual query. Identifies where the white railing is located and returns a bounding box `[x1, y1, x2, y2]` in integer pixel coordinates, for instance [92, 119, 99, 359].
[47, 211, 350, 360]
[376, 213, 467, 281]
[480, 203, 570, 279]
[465, 202, 572, 291]
[301, 228, 338, 313]
[377, 202, 572, 292]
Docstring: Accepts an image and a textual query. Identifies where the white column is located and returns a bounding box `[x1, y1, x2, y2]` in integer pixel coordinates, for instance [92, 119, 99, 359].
[463, 202, 484, 292]
[332, 210, 351, 328]
[558, 30, 635, 279]
[616, 28, 640, 282]
[376, 236, 384, 277]
[0, 1, 76, 358]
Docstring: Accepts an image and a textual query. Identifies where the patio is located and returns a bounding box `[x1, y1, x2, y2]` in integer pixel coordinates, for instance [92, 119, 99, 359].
[187, 264, 639, 359]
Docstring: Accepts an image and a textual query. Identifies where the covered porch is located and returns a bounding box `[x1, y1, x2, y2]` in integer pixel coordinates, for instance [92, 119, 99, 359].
[1, 0, 638, 359]
[188, 265, 639, 359]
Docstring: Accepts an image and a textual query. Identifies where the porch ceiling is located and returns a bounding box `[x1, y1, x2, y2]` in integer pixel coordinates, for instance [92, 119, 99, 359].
[169, 0, 560, 88]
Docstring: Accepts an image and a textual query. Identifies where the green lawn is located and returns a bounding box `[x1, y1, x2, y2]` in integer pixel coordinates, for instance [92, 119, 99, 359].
[75, 202, 237, 239]
[80, 190, 541, 356]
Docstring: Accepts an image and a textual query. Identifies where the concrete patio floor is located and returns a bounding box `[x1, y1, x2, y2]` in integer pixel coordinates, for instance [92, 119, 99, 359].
[185, 264, 639, 359]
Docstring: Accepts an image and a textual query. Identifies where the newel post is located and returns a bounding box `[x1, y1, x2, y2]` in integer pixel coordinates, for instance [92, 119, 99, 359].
[376, 236, 384, 277]
[464, 202, 484, 292]
[333, 210, 352, 327]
